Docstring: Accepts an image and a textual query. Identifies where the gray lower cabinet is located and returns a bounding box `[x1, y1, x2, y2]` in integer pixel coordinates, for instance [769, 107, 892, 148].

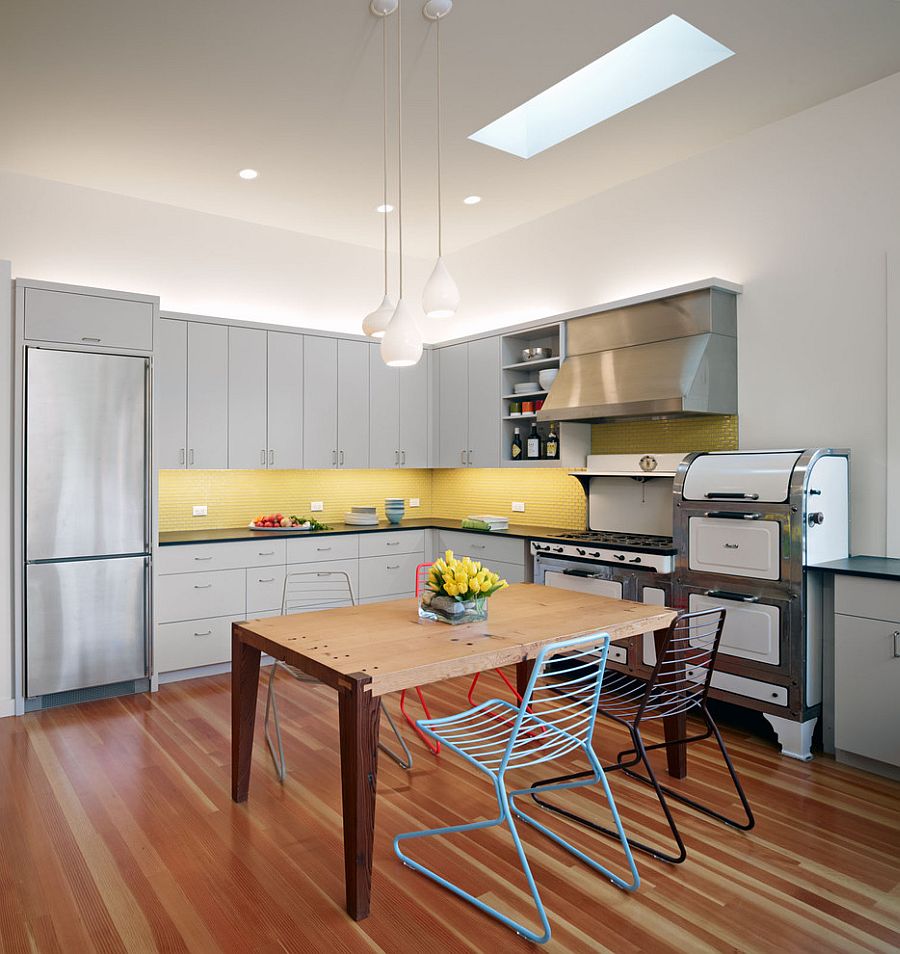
[437, 338, 500, 467]
[833, 575, 900, 769]
[228, 326, 268, 469]
[187, 322, 229, 469]
[156, 318, 188, 469]
[267, 331, 303, 469]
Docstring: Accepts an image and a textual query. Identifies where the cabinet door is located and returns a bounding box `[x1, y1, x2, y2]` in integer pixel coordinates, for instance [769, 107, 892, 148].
[399, 353, 429, 468]
[466, 336, 501, 467]
[267, 331, 303, 469]
[187, 322, 228, 469]
[337, 339, 370, 469]
[156, 318, 187, 468]
[228, 326, 268, 469]
[369, 344, 399, 469]
[437, 343, 468, 467]
[303, 336, 338, 469]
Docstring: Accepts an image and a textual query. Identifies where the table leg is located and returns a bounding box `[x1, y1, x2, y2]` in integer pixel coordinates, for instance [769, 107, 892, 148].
[337, 674, 381, 921]
[516, 658, 535, 698]
[231, 630, 261, 803]
[654, 626, 688, 780]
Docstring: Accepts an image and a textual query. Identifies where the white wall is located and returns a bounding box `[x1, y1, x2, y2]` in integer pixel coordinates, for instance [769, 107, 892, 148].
[442, 72, 900, 557]
[0, 261, 13, 714]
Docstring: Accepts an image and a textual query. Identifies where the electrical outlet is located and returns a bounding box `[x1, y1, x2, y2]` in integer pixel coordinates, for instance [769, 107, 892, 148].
[192, 505, 208, 517]
[310, 501, 324, 512]
[409, 497, 420, 508]
[511, 501, 526, 512]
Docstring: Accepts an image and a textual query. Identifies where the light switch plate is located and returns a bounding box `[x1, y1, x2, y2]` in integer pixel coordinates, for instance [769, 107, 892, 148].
[192, 505, 208, 517]
[409, 498, 420, 508]
[511, 501, 526, 512]
[311, 501, 324, 512]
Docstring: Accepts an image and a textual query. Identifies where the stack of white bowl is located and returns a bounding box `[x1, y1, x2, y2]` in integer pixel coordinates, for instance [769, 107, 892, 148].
[385, 498, 405, 525]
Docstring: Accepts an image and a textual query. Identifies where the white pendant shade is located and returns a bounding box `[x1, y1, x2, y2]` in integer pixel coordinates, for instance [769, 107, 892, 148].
[422, 256, 460, 318]
[380, 298, 423, 366]
[362, 293, 395, 338]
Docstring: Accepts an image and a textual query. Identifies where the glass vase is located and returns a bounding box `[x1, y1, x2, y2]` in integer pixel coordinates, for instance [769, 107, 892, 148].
[419, 594, 488, 625]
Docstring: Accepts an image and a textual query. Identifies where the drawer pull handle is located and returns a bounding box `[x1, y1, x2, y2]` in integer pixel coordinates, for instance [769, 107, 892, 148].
[258, 577, 275, 583]
[471, 544, 486, 549]
[386, 564, 400, 570]
[194, 556, 213, 561]
[894, 632, 900, 658]
[706, 589, 759, 603]
[316, 547, 331, 552]
[193, 584, 212, 589]
[386, 541, 400, 546]
[704, 492, 759, 500]
[81, 336, 101, 343]
[193, 630, 213, 637]
[704, 511, 762, 520]
[258, 551, 275, 556]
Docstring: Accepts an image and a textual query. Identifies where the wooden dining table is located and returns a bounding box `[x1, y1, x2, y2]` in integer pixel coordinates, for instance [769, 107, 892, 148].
[231, 583, 679, 922]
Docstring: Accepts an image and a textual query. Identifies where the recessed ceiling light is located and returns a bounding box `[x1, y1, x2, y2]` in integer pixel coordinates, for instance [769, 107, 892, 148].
[376, 204, 394, 213]
[469, 14, 734, 159]
[238, 168, 258, 180]
[463, 195, 482, 205]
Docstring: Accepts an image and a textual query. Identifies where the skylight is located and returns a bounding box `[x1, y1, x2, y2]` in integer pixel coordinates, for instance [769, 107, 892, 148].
[468, 15, 734, 159]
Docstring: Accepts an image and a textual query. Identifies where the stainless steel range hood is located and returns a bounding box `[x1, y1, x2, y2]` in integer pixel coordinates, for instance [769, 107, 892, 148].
[538, 288, 737, 423]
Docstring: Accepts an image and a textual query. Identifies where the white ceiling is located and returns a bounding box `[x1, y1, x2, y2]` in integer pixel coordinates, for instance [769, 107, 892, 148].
[2, 0, 900, 259]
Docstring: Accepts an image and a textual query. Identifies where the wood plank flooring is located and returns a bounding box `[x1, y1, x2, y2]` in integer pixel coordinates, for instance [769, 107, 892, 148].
[0, 671, 897, 954]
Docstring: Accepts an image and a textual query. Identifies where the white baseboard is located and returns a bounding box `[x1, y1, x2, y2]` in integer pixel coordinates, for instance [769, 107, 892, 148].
[0, 698, 16, 719]
[157, 656, 274, 685]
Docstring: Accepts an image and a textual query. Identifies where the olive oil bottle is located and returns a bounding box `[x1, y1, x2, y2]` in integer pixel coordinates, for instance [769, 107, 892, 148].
[511, 427, 523, 461]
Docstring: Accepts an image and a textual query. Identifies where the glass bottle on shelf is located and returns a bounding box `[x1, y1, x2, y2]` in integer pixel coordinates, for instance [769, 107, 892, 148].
[511, 427, 523, 461]
[545, 422, 559, 460]
[525, 421, 541, 460]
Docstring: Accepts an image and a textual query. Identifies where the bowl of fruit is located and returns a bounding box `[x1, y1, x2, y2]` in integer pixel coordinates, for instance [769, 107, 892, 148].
[249, 513, 331, 531]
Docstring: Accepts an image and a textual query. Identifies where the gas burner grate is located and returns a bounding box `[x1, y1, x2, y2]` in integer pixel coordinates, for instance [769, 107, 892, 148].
[556, 531, 674, 550]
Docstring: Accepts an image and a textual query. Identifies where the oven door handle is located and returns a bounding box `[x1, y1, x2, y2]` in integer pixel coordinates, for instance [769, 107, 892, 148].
[704, 511, 763, 520]
[706, 589, 760, 603]
[704, 492, 760, 500]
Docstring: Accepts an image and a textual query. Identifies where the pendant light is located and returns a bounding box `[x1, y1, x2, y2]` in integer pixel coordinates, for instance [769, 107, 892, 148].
[381, 0, 424, 367]
[421, 0, 460, 319]
[362, 1, 398, 338]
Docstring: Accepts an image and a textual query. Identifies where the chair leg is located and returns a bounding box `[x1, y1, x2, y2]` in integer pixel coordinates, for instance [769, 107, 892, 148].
[530, 726, 687, 864]
[378, 701, 414, 771]
[264, 663, 287, 783]
[619, 708, 754, 831]
[399, 688, 441, 756]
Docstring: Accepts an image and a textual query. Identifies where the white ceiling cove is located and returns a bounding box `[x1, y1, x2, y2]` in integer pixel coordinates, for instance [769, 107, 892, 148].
[1, 0, 900, 258]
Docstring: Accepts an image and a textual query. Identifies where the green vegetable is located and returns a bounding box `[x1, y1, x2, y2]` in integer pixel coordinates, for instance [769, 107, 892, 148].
[290, 515, 331, 531]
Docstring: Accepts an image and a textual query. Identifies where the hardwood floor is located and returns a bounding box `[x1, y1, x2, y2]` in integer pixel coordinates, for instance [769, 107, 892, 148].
[0, 672, 898, 954]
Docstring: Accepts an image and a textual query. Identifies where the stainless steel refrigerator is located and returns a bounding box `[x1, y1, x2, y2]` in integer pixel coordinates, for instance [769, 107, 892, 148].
[25, 348, 151, 698]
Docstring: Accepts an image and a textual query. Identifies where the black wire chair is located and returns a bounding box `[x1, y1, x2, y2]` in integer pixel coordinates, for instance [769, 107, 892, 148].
[530, 607, 754, 864]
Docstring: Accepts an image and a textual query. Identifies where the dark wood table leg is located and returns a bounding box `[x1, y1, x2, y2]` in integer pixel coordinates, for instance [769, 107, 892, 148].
[654, 626, 688, 780]
[337, 674, 381, 921]
[232, 629, 262, 802]
[516, 658, 535, 698]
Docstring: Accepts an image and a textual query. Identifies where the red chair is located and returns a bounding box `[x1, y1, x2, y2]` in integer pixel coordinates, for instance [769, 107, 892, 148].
[399, 564, 441, 755]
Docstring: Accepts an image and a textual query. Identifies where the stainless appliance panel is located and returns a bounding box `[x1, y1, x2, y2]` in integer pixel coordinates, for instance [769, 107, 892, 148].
[26, 349, 148, 560]
[26, 556, 148, 696]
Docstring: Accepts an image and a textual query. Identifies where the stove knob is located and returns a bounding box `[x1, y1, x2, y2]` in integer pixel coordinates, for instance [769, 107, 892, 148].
[590, 551, 600, 558]
[807, 511, 825, 526]
[576, 548, 586, 556]
[553, 546, 564, 553]
[614, 553, 625, 561]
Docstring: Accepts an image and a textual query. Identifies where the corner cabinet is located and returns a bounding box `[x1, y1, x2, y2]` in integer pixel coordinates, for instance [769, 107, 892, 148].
[437, 336, 501, 468]
[369, 346, 431, 468]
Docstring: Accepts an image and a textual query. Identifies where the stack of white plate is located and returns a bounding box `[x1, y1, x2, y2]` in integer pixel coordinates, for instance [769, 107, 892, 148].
[468, 514, 509, 530]
[513, 381, 541, 395]
[345, 506, 378, 526]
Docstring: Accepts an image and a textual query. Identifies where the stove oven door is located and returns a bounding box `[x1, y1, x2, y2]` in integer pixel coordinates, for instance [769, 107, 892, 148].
[687, 511, 789, 582]
[677, 582, 792, 679]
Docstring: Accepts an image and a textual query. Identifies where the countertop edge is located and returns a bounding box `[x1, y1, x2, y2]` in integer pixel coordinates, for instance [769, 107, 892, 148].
[813, 556, 900, 581]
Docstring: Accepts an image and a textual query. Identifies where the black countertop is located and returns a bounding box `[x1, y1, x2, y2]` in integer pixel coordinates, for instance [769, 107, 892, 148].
[159, 517, 586, 547]
[814, 556, 900, 581]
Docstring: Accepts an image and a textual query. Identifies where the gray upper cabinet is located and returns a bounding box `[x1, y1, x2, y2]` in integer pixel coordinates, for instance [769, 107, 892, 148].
[156, 318, 188, 469]
[438, 343, 469, 467]
[399, 353, 430, 468]
[338, 339, 370, 469]
[227, 326, 268, 469]
[303, 335, 338, 469]
[187, 322, 228, 469]
[437, 338, 500, 467]
[369, 345, 400, 469]
[25, 287, 153, 351]
[267, 331, 303, 469]
[467, 336, 501, 467]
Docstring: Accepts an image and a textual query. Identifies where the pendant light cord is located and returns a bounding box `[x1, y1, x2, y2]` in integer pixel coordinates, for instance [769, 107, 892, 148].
[397, 0, 404, 298]
[382, 14, 389, 296]
[436, 16, 443, 259]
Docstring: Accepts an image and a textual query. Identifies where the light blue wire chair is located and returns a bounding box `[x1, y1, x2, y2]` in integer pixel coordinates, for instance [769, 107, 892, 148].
[393, 632, 639, 945]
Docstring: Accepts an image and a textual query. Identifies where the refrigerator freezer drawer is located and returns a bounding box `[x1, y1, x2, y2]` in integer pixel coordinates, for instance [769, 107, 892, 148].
[26, 557, 148, 696]
[25, 288, 153, 351]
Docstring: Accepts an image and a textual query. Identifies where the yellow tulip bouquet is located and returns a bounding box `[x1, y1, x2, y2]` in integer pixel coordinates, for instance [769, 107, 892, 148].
[419, 550, 508, 624]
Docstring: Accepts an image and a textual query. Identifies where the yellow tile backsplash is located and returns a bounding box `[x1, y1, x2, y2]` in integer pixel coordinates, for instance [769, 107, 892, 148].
[159, 417, 737, 533]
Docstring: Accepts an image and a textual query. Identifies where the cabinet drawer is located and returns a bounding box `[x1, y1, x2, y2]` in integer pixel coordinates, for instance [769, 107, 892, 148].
[359, 552, 423, 600]
[286, 535, 358, 564]
[688, 516, 781, 581]
[158, 540, 285, 575]
[25, 288, 153, 351]
[157, 569, 246, 622]
[156, 615, 236, 672]
[437, 531, 526, 568]
[834, 576, 900, 622]
[247, 567, 287, 614]
[359, 530, 426, 558]
[689, 593, 781, 666]
[284, 559, 359, 604]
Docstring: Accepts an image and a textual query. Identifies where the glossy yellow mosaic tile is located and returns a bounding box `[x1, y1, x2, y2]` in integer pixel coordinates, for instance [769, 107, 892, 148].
[158, 469, 433, 532]
[429, 469, 586, 530]
[591, 415, 738, 454]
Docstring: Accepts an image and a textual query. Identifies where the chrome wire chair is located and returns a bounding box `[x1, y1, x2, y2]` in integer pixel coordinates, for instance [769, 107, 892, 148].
[264, 569, 413, 781]
[394, 632, 639, 945]
[531, 608, 754, 865]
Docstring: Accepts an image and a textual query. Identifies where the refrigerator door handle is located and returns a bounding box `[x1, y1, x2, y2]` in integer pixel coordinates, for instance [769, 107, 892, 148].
[144, 556, 152, 676]
[144, 358, 152, 553]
